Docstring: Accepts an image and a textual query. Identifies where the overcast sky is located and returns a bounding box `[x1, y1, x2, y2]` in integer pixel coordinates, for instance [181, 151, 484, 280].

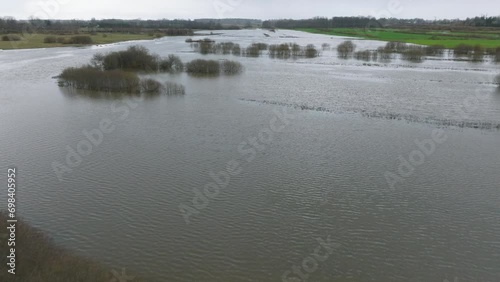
[3, 0, 499, 20]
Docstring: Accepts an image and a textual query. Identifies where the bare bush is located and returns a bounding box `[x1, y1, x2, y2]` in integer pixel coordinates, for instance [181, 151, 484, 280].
[304, 44, 319, 58]
[159, 55, 184, 72]
[185, 59, 221, 75]
[221, 60, 243, 75]
[401, 46, 426, 62]
[165, 82, 186, 95]
[337, 41, 356, 59]
[354, 50, 372, 61]
[141, 79, 164, 94]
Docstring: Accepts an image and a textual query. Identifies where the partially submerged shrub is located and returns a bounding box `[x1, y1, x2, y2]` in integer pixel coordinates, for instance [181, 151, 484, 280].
[401, 46, 426, 62]
[245, 44, 262, 57]
[159, 54, 184, 72]
[185, 59, 221, 75]
[290, 43, 302, 57]
[141, 78, 164, 94]
[471, 44, 485, 62]
[197, 41, 214, 54]
[165, 82, 186, 95]
[221, 60, 243, 75]
[304, 44, 319, 58]
[232, 44, 242, 56]
[92, 46, 160, 72]
[354, 50, 372, 61]
[252, 43, 269, 51]
[185, 59, 243, 76]
[191, 41, 242, 56]
[376, 47, 392, 61]
[495, 74, 500, 86]
[58, 66, 140, 93]
[337, 41, 356, 59]
[384, 41, 408, 53]
[495, 47, 500, 63]
[321, 43, 331, 50]
[454, 44, 474, 56]
[425, 45, 445, 56]
[269, 43, 291, 59]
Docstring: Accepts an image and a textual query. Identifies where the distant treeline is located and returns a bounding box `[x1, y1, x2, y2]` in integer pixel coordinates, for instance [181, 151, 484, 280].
[0, 17, 261, 34]
[2, 15, 499, 35]
[262, 16, 500, 29]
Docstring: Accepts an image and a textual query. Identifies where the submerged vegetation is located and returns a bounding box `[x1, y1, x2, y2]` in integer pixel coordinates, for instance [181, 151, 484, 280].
[298, 27, 500, 49]
[188, 40, 319, 59]
[401, 46, 426, 62]
[58, 45, 196, 95]
[59, 66, 140, 93]
[185, 59, 221, 75]
[337, 41, 356, 59]
[158, 54, 185, 72]
[164, 82, 186, 95]
[185, 59, 243, 75]
[354, 50, 372, 61]
[336, 40, 497, 63]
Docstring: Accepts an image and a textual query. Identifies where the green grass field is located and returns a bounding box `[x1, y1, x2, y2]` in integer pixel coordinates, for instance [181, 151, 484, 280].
[0, 32, 157, 50]
[298, 28, 500, 48]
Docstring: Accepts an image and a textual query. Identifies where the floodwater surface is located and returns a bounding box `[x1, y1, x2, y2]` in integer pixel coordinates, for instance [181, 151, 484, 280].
[0, 29, 499, 281]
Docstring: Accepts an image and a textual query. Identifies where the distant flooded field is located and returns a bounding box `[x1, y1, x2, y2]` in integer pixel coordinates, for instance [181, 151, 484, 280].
[0, 29, 499, 281]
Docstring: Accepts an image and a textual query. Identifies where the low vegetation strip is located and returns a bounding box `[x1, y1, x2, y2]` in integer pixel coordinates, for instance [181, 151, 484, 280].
[185, 59, 243, 75]
[298, 28, 500, 49]
[0, 212, 144, 282]
[59, 66, 141, 93]
[0, 32, 157, 50]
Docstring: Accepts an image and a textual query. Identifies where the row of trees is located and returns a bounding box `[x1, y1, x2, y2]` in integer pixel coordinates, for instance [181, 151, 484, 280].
[0, 17, 262, 34]
[262, 16, 500, 29]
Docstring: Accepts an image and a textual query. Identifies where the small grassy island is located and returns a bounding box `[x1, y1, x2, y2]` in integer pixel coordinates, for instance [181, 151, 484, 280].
[57, 45, 245, 95]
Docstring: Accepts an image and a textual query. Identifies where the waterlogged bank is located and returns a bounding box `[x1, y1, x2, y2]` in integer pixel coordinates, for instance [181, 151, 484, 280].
[0, 29, 499, 281]
[0, 212, 145, 282]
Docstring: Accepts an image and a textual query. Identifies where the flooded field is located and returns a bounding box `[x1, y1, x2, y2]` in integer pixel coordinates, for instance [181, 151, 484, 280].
[0, 29, 499, 281]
